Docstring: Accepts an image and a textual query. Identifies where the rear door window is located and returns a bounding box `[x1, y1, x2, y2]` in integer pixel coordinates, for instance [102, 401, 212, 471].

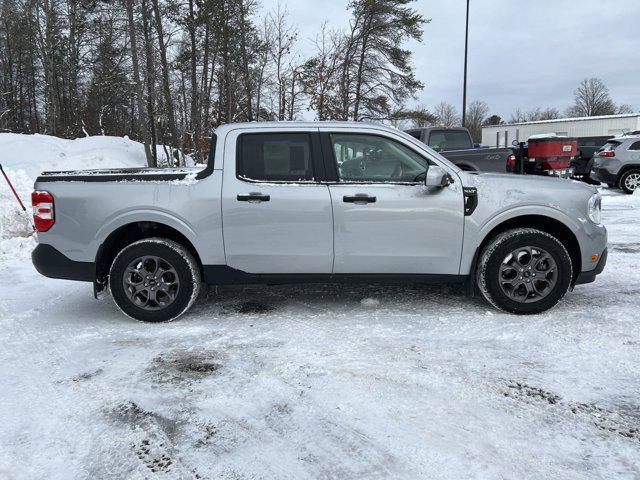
[427, 130, 473, 150]
[628, 141, 640, 151]
[237, 133, 315, 182]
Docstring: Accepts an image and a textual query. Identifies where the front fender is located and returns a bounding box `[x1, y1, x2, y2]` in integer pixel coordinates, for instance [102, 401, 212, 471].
[460, 205, 587, 276]
[478, 205, 582, 240]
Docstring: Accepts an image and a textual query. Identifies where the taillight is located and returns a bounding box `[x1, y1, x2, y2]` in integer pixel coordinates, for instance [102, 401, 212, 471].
[598, 151, 615, 157]
[32, 191, 55, 232]
[507, 154, 517, 169]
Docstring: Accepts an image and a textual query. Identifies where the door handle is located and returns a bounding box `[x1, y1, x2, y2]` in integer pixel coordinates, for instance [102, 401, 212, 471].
[237, 193, 270, 202]
[343, 194, 376, 204]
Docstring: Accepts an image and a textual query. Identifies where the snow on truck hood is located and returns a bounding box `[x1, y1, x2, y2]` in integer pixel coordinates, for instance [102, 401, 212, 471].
[467, 171, 597, 194]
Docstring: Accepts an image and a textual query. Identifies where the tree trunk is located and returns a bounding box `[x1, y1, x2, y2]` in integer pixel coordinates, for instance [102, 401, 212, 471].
[200, 21, 211, 134]
[352, 13, 372, 121]
[238, 0, 253, 121]
[187, 0, 201, 162]
[141, 0, 157, 165]
[151, 0, 181, 165]
[124, 0, 154, 166]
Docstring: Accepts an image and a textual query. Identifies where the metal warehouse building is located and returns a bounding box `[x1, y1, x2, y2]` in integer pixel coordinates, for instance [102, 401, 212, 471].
[482, 113, 640, 147]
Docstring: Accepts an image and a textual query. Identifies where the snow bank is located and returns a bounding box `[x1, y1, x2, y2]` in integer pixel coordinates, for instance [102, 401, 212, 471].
[0, 133, 152, 178]
[0, 133, 187, 259]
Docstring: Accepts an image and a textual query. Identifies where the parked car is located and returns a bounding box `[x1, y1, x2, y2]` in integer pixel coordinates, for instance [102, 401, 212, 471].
[569, 136, 612, 183]
[404, 127, 516, 173]
[31, 122, 607, 321]
[590, 134, 640, 193]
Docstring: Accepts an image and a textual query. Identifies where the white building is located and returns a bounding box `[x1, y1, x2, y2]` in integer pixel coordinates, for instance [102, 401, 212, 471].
[482, 113, 640, 147]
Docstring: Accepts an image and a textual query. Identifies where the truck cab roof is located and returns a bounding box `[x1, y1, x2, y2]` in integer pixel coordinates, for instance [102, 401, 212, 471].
[213, 121, 396, 136]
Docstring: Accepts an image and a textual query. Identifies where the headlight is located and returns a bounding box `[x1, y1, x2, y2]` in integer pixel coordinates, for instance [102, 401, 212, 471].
[587, 193, 602, 224]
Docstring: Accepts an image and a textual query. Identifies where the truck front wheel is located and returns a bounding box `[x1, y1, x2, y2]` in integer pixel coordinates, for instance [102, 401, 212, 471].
[109, 238, 201, 322]
[476, 228, 572, 314]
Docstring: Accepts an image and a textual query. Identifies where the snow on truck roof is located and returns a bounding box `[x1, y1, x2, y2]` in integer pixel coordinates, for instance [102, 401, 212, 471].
[212, 121, 397, 134]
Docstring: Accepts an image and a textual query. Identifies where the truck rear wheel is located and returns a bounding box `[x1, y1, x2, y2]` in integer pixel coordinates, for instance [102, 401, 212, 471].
[109, 238, 201, 322]
[476, 228, 572, 315]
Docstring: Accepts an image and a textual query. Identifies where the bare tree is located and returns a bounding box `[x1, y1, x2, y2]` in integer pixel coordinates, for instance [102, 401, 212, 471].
[566, 78, 616, 117]
[124, 0, 153, 166]
[509, 106, 560, 123]
[151, 0, 181, 164]
[537, 107, 560, 120]
[266, 5, 298, 121]
[465, 100, 489, 143]
[302, 22, 341, 121]
[185, 0, 202, 162]
[140, 0, 157, 164]
[34, 0, 63, 135]
[508, 108, 526, 124]
[617, 104, 634, 114]
[434, 102, 460, 127]
[237, 0, 258, 121]
[253, 16, 273, 120]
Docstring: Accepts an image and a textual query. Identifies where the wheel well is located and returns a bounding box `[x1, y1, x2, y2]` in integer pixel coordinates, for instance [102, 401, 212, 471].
[95, 222, 203, 284]
[474, 215, 582, 282]
[616, 164, 640, 182]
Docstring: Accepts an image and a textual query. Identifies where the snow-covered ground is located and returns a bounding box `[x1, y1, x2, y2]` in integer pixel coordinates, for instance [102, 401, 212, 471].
[1, 135, 639, 479]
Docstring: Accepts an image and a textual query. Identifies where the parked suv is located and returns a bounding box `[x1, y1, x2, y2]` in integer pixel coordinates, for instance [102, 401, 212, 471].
[590, 134, 640, 193]
[31, 122, 607, 322]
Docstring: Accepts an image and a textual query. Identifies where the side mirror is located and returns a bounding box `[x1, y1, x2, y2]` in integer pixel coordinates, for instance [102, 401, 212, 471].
[425, 165, 452, 187]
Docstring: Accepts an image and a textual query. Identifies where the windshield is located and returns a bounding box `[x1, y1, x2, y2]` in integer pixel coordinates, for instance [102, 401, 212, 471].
[427, 130, 473, 150]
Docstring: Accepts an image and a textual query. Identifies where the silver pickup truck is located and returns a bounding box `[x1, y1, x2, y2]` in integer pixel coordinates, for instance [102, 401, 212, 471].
[31, 122, 607, 322]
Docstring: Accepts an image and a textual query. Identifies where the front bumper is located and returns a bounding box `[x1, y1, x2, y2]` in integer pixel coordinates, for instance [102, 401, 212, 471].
[32, 244, 95, 282]
[574, 248, 607, 285]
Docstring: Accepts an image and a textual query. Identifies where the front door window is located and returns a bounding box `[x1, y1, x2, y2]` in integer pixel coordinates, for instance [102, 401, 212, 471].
[331, 134, 428, 183]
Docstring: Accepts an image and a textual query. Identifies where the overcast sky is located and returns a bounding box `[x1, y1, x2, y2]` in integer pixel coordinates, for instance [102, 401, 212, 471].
[260, 0, 640, 120]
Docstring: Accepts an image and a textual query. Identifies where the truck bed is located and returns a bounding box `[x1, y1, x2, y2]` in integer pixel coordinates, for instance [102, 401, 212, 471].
[440, 147, 513, 173]
[36, 166, 204, 182]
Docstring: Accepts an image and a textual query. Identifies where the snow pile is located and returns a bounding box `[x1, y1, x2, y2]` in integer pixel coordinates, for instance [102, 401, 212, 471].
[0, 168, 33, 241]
[0, 133, 162, 178]
[0, 133, 183, 260]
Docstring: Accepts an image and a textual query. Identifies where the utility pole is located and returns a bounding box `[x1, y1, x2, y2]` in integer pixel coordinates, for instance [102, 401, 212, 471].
[462, 0, 470, 127]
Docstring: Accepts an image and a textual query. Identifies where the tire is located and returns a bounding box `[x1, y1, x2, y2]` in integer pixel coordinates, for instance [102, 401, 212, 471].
[109, 238, 201, 322]
[619, 169, 640, 194]
[476, 228, 572, 315]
